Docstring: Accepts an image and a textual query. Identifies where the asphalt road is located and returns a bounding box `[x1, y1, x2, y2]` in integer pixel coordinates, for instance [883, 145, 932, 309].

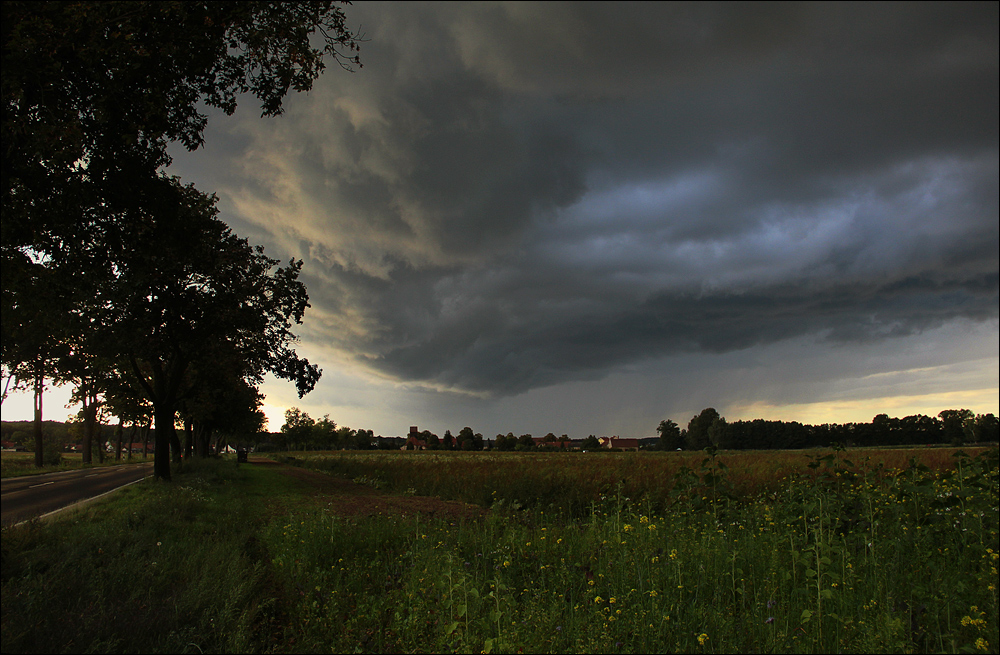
[1, 462, 153, 527]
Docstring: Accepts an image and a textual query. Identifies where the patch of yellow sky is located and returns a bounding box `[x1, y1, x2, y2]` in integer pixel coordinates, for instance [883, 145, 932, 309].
[260, 402, 291, 432]
[728, 387, 1000, 425]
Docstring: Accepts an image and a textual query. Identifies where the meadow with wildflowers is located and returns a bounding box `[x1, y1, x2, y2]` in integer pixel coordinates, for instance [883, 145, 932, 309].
[2, 447, 997, 653]
[270, 446, 998, 653]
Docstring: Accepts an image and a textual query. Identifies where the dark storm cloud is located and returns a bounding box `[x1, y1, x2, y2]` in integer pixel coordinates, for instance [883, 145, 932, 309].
[372, 254, 998, 395]
[213, 2, 998, 397]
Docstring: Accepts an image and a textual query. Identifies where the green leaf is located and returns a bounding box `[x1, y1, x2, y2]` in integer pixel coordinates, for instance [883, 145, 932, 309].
[821, 589, 834, 599]
[484, 639, 494, 654]
[446, 621, 459, 635]
[801, 609, 813, 622]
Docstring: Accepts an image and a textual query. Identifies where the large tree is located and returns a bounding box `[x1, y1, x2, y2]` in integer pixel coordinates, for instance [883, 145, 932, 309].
[656, 419, 683, 451]
[88, 178, 320, 479]
[3, 1, 359, 474]
[179, 366, 267, 458]
[281, 407, 316, 451]
[938, 409, 975, 446]
[686, 408, 721, 451]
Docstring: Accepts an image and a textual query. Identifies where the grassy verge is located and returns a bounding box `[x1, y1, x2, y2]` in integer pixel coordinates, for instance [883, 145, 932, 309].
[2, 449, 997, 653]
[1, 458, 294, 653]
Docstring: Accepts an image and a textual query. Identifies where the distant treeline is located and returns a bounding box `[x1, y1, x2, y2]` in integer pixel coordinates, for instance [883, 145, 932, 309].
[656, 408, 999, 451]
[7, 407, 996, 455]
[265, 405, 1000, 453]
[267, 406, 999, 454]
[3, 421, 78, 450]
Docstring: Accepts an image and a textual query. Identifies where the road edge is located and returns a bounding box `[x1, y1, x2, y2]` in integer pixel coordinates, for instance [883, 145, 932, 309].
[10, 474, 152, 529]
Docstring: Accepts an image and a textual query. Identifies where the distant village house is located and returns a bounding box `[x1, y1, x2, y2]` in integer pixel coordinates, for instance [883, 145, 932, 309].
[403, 426, 427, 450]
[599, 436, 640, 451]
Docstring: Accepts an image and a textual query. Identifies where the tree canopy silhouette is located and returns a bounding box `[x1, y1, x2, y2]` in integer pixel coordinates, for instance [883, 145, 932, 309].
[2, 1, 359, 474]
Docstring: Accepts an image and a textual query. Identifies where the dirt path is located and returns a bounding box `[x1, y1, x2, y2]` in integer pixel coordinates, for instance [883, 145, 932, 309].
[251, 458, 487, 521]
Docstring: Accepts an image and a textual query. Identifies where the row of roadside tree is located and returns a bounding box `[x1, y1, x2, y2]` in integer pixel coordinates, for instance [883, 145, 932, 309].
[2, 3, 363, 479]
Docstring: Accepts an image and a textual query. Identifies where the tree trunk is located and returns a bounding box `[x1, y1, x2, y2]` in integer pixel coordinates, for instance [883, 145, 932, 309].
[153, 404, 174, 481]
[96, 418, 105, 464]
[127, 423, 137, 461]
[115, 418, 124, 461]
[133, 357, 186, 481]
[33, 373, 44, 468]
[193, 421, 202, 457]
[183, 418, 193, 460]
[81, 385, 93, 465]
[169, 427, 182, 465]
[194, 422, 212, 458]
[91, 389, 104, 463]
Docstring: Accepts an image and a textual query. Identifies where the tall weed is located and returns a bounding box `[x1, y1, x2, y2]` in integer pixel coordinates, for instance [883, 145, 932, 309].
[270, 447, 998, 653]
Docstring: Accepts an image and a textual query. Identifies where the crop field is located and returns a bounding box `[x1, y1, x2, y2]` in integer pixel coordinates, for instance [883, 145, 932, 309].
[2, 447, 997, 653]
[270, 447, 999, 653]
[275, 447, 986, 515]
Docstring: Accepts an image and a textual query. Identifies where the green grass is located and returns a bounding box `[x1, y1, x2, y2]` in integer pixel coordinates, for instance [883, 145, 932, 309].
[2, 448, 997, 653]
[271, 448, 999, 653]
[1, 458, 294, 653]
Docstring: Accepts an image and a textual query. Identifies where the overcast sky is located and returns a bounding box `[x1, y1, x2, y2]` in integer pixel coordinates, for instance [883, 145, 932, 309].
[4, 2, 998, 438]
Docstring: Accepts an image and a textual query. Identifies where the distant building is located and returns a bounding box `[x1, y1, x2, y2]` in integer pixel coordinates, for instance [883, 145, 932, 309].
[403, 425, 427, 450]
[599, 436, 640, 451]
